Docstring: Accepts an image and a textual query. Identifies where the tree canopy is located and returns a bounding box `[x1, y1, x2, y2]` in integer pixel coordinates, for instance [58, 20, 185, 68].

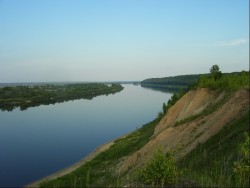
[210, 64, 222, 81]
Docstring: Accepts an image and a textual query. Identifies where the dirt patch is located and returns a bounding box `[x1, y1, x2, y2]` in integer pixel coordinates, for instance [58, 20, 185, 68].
[154, 88, 222, 135]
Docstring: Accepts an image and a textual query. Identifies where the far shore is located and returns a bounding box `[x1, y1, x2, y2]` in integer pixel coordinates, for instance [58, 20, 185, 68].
[26, 132, 131, 188]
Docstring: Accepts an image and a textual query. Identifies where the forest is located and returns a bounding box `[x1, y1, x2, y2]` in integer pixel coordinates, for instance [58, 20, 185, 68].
[141, 70, 249, 92]
[0, 83, 124, 111]
[141, 74, 201, 92]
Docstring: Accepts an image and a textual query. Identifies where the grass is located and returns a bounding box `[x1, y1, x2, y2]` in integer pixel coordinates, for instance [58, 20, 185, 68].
[178, 111, 249, 187]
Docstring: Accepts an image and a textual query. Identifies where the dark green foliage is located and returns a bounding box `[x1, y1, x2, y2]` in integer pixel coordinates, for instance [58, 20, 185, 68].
[141, 74, 201, 92]
[233, 133, 250, 186]
[141, 74, 201, 86]
[178, 111, 249, 187]
[141, 68, 249, 92]
[155, 89, 187, 122]
[210, 64, 222, 81]
[157, 111, 164, 120]
[162, 102, 167, 114]
[162, 89, 187, 115]
[194, 70, 249, 90]
[0, 83, 124, 111]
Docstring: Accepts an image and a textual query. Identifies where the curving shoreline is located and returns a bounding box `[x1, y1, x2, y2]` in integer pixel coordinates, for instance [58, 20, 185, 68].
[25, 132, 131, 188]
[26, 141, 114, 187]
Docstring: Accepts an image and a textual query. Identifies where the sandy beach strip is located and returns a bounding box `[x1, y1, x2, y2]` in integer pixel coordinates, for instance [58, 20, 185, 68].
[26, 132, 131, 188]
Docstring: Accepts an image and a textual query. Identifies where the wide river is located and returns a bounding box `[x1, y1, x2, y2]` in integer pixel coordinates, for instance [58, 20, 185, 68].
[0, 84, 172, 187]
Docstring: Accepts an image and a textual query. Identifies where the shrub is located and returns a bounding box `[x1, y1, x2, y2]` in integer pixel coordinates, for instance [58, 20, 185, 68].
[137, 147, 180, 186]
[233, 133, 250, 186]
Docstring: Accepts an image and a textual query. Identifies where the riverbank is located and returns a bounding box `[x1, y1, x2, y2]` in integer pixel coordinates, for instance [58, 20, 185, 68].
[25, 131, 133, 188]
[26, 141, 115, 187]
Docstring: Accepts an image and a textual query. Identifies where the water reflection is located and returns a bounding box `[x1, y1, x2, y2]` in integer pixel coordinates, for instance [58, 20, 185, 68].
[0, 84, 172, 187]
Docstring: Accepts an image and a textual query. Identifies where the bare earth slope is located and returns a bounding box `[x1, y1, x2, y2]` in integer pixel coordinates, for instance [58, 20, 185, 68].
[119, 88, 249, 174]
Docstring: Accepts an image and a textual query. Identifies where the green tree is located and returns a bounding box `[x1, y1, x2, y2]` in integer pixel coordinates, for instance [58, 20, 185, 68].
[162, 102, 167, 114]
[210, 64, 222, 81]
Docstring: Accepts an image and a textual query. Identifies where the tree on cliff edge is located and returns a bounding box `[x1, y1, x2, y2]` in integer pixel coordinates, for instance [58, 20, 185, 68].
[210, 64, 222, 81]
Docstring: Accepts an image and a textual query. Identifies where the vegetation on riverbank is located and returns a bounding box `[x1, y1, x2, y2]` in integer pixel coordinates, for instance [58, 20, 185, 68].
[141, 66, 249, 92]
[38, 65, 249, 187]
[193, 69, 249, 90]
[0, 83, 123, 111]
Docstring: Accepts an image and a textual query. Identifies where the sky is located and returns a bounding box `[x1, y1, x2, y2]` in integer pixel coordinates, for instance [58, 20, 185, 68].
[0, 0, 249, 82]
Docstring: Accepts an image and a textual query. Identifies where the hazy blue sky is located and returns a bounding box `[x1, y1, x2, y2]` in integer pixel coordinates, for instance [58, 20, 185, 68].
[0, 0, 249, 82]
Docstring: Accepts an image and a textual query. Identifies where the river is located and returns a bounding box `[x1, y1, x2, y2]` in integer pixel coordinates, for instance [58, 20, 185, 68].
[0, 84, 172, 187]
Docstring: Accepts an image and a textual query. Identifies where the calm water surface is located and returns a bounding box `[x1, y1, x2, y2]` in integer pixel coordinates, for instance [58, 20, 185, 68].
[0, 85, 172, 187]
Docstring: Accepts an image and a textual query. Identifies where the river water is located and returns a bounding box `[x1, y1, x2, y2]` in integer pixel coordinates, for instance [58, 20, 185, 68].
[0, 84, 172, 187]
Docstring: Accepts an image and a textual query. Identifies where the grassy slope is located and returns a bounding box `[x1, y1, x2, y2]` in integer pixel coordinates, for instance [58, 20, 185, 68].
[175, 72, 249, 187]
[178, 111, 249, 187]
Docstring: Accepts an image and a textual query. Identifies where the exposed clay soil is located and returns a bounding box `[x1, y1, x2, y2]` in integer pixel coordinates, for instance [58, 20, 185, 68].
[118, 89, 249, 174]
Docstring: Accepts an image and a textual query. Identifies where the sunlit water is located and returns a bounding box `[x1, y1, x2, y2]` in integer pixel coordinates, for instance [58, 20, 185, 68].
[0, 84, 172, 187]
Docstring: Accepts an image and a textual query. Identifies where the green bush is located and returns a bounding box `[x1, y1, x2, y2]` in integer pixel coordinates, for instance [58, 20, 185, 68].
[233, 133, 250, 186]
[137, 147, 180, 186]
[162, 89, 187, 116]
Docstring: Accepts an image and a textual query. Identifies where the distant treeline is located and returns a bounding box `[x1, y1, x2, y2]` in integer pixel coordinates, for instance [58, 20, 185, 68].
[141, 71, 249, 92]
[0, 83, 124, 111]
[141, 74, 201, 92]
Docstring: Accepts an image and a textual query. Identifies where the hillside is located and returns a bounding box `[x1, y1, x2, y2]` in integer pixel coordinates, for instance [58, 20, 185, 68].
[119, 89, 249, 172]
[37, 71, 249, 187]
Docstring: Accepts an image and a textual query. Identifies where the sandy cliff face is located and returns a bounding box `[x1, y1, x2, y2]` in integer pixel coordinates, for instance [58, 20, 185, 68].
[154, 88, 224, 135]
[119, 89, 249, 174]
